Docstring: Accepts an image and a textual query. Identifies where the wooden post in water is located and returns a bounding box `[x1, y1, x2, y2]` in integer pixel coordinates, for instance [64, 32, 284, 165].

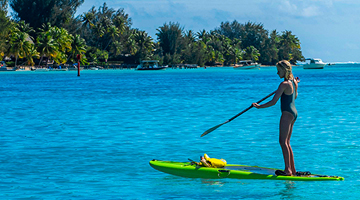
[77, 54, 81, 76]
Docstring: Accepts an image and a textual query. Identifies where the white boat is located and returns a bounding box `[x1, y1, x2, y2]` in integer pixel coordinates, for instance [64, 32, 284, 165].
[303, 58, 326, 69]
[136, 60, 166, 70]
[233, 60, 260, 70]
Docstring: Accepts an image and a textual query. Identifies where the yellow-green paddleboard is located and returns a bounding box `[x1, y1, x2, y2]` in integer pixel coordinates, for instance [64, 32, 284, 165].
[150, 160, 344, 181]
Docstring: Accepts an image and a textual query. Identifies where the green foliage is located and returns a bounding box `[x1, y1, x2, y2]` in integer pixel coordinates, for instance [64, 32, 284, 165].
[24, 44, 40, 65]
[214, 20, 242, 40]
[243, 46, 260, 61]
[68, 34, 86, 63]
[0, 0, 11, 57]
[10, 0, 84, 31]
[156, 22, 184, 63]
[215, 21, 303, 64]
[36, 24, 74, 65]
[132, 29, 154, 63]
[85, 46, 108, 65]
[222, 37, 242, 65]
[182, 39, 207, 66]
[79, 2, 132, 57]
[2, 1, 304, 65]
[260, 30, 279, 65]
[37, 29, 58, 65]
[29, 23, 86, 65]
[150, 54, 163, 65]
[8, 27, 36, 66]
[278, 30, 304, 64]
[5, 61, 15, 67]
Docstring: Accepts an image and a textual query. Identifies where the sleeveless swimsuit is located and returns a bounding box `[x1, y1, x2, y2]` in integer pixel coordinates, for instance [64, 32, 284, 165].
[280, 80, 297, 120]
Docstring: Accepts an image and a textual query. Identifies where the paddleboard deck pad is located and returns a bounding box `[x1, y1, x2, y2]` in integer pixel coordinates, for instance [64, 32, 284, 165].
[150, 160, 344, 181]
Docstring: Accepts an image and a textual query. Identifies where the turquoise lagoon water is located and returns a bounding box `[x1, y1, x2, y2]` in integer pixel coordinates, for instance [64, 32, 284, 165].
[1, 65, 359, 199]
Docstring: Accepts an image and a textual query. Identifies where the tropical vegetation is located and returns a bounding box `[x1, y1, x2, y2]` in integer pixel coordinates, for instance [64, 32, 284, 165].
[0, 0, 304, 67]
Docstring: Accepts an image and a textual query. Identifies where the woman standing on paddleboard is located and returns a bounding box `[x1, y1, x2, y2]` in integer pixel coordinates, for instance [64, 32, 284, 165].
[252, 60, 300, 176]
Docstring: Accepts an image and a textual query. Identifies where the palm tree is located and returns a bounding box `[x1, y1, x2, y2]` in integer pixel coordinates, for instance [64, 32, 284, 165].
[24, 44, 40, 66]
[205, 33, 225, 65]
[113, 14, 127, 34]
[134, 30, 153, 62]
[104, 25, 120, 51]
[8, 28, 32, 67]
[184, 30, 195, 44]
[16, 20, 35, 38]
[49, 27, 71, 50]
[156, 22, 183, 56]
[38, 22, 52, 33]
[81, 9, 95, 29]
[197, 29, 210, 44]
[221, 37, 242, 65]
[0, 7, 12, 57]
[278, 30, 303, 63]
[111, 40, 122, 56]
[126, 31, 138, 56]
[48, 27, 73, 64]
[37, 31, 58, 67]
[68, 34, 87, 63]
[243, 46, 260, 62]
[94, 23, 106, 39]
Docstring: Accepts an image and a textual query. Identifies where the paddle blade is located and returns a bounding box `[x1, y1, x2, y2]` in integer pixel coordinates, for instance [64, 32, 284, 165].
[201, 122, 227, 137]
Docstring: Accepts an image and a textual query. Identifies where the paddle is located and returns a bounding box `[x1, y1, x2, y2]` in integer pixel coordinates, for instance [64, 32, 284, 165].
[200, 90, 277, 137]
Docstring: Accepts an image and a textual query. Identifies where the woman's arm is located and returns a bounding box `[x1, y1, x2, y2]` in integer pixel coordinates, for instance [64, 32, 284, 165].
[253, 83, 286, 109]
[294, 77, 300, 99]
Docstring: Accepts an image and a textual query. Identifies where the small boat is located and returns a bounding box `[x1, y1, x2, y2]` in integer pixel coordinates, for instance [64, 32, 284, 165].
[0, 61, 17, 71]
[33, 68, 50, 72]
[0, 66, 16, 71]
[68, 64, 84, 71]
[50, 68, 68, 71]
[136, 60, 166, 70]
[49, 66, 68, 71]
[234, 60, 260, 70]
[68, 66, 81, 71]
[303, 58, 326, 69]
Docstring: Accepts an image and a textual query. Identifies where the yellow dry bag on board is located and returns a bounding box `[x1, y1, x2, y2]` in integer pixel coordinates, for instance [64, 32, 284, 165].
[200, 154, 227, 168]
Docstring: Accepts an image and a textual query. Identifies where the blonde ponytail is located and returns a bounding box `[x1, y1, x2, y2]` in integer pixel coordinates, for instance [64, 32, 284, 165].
[276, 60, 293, 80]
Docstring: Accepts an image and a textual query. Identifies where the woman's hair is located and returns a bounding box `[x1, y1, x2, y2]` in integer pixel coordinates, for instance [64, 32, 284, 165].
[276, 60, 293, 80]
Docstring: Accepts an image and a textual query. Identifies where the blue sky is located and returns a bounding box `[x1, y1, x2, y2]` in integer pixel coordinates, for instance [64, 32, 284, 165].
[21, 0, 360, 62]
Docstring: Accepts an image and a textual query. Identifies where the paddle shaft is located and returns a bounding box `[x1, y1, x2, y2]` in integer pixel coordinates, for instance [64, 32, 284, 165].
[200, 90, 276, 137]
[226, 90, 276, 123]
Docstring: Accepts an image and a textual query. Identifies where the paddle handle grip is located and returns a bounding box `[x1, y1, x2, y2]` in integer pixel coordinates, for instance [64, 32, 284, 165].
[227, 90, 276, 122]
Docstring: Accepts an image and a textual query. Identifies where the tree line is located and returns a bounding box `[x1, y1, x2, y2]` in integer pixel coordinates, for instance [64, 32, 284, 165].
[0, 0, 304, 67]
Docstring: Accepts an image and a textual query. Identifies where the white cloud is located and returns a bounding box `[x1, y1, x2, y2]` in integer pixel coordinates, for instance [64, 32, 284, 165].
[276, 1, 324, 17]
[301, 6, 321, 17]
[278, 0, 298, 12]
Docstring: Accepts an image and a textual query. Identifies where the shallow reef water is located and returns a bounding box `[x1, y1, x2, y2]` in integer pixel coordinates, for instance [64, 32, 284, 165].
[0, 65, 359, 199]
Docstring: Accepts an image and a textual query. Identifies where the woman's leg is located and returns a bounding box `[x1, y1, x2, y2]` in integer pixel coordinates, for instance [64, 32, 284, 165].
[287, 120, 296, 175]
[279, 112, 295, 175]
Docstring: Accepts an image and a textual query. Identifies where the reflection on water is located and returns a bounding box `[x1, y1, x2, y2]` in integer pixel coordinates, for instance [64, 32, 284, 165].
[201, 179, 226, 186]
[278, 181, 296, 199]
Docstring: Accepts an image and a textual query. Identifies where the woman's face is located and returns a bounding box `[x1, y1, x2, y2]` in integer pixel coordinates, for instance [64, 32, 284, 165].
[277, 67, 285, 78]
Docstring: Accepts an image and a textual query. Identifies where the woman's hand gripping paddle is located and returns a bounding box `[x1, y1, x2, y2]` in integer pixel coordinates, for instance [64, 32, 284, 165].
[200, 91, 276, 137]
